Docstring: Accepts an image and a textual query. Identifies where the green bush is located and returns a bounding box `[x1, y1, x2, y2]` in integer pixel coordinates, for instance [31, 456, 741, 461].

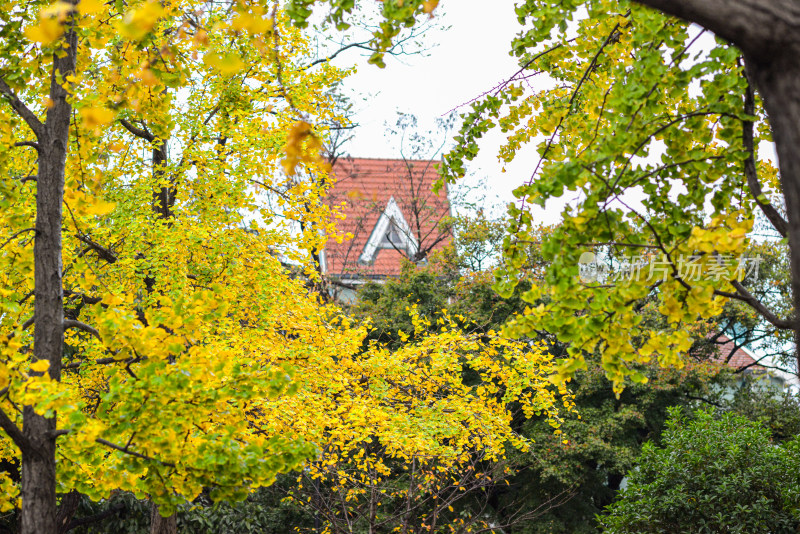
[601, 408, 800, 533]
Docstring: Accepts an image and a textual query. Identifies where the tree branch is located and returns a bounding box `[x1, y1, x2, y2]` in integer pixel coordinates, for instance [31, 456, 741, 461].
[684, 393, 723, 407]
[632, 0, 800, 61]
[63, 319, 101, 341]
[714, 280, 795, 330]
[741, 68, 788, 237]
[0, 77, 44, 138]
[119, 119, 155, 142]
[63, 353, 142, 370]
[13, 141, 40, 152]
[525, 20, 626, 190]
[64, 503, 126, 532]
[0, 228, 36, 251]
[326, 276, 358, 291]
[304, 40, 376, 69]
[75, 233, 117, 264]
[95, 438, 175, 467]
[63, 290, 103, 306]
[0, 406, 33, 454]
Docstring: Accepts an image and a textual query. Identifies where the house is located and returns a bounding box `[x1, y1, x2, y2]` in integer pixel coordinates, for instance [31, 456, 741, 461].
[707, 333, 797, 391]
[320, 157, 453, 300]
[710, 334, 762, 371]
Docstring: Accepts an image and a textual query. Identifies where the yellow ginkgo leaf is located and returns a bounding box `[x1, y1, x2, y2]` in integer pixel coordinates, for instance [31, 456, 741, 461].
[231, 12, 274, 34]
[30, 360, 50, 373]
[137, 67, 158, 86]
[204, 52, 246, 75]
[729, 227, 747, 239]
[79, 0, 106, 15]
[25, 18, 64, 44]
[422, 0, 439, 14]
[41, 1, 75, 21]
[192, 29, 209, 47]
[282, 121, 317, 176]
[85, 198, 116, 215]
[81, 107, 115, 128]
[117, 1, 164, 40]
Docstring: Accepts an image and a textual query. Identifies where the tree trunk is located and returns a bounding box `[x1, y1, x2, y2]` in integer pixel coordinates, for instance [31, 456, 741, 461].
[20, 409, 57, 534]
[150, 504, 177, 534]
[746, 51, 800, 373]
[56, 491, 82, 534]
[142, 98, 178, 534]
[20, 17, 76, 534]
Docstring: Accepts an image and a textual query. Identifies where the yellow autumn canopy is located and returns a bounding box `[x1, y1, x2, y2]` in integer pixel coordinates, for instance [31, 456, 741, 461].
[0, 0, 570, 523]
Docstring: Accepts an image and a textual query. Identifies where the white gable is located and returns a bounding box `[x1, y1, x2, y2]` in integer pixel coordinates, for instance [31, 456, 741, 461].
[359, 196, 419, 264]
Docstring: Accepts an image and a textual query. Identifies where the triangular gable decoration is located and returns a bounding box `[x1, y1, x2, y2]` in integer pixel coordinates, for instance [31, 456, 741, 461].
[359, 196, 419, 264]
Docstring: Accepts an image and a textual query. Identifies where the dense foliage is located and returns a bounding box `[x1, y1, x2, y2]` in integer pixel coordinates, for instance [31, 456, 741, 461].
[290, 0, 800, 388]
[350, 239, 744, 533]
[1, 0, 348, 521]
[3, 0, 800, 532]
[601, 408, 800, 533]
[0, 2, 571, 532]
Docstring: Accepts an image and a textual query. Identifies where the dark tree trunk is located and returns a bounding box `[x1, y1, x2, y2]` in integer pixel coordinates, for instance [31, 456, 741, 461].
[20, 410, 57, 534]
[150, 504, 177, 534]
[747, 50, 800, 373]
[20, 17, 76, 534]
[115, 87, 178, 534]
[56, 491, 82, 534]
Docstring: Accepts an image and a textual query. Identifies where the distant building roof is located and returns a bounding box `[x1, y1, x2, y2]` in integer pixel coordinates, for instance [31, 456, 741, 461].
[706, 334, 800, 390]
[322, 157, 452, 278]
[709, 334, 762, 371]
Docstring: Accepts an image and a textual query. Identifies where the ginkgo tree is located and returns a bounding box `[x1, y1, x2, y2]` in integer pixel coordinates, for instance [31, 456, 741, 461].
[435, 0, 798, 391]
[0, 1, 349, 531]
[288, 0, 800, 391]
[274, 310, 573, 534]
[0, 2, 573, 534]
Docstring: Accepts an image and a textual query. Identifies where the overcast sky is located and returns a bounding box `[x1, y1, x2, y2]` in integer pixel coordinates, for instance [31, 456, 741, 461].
[325, 3, 781, 226]
[328, 1, 568, 221]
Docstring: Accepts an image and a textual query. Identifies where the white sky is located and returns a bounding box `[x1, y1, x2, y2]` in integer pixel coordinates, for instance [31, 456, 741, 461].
[325, 3, 777, 225]
[328, 0, 571, 222]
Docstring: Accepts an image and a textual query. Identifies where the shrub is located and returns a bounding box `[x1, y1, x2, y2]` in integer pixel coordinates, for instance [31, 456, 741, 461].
[601, 408, 800, 533]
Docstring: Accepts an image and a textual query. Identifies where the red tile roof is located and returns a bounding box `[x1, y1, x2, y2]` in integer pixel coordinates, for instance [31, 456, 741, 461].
[322, 157, 452, 277]
[709, 334, 761, 371]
